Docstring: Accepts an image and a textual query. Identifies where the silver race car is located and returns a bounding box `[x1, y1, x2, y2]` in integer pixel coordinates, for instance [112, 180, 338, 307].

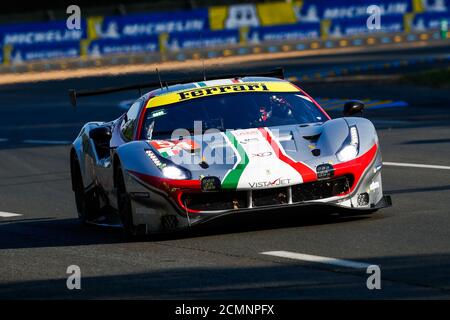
[69, 69, 391, 236]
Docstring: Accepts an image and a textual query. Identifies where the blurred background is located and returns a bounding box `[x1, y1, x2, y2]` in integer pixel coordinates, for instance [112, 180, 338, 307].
[0, 0, 448, 72]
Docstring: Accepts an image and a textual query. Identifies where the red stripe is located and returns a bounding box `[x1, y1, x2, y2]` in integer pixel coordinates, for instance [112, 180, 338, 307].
[135, 93, 156, 140]
[333, 143, 378, 192]
[128, 170, 201, 215]
[258, 128, 317, 183]
[258, 128, 379, 191]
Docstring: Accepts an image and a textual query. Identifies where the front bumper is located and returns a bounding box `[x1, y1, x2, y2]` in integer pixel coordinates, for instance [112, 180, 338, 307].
[131, 189, 391, 233]
[191, 194, 392, 225]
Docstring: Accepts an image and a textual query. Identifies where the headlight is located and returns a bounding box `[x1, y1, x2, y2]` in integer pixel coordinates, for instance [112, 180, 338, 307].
[162, 165, 188, 180]
[337, 145, 358, 162]
[336, 126, 359, 162]
[349, 126, 359, 146]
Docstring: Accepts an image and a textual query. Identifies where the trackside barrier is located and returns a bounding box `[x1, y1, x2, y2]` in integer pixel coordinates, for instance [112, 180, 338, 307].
[0, 30, 447, 74]
[0, 0, 449, 68]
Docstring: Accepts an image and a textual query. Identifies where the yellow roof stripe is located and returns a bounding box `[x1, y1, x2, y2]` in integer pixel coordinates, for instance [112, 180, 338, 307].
[146, 82, 299, 108]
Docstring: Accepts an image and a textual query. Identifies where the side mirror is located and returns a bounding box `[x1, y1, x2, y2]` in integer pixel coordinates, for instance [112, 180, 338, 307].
[343, 100, 365, 116]
[89, 126, 112, 142]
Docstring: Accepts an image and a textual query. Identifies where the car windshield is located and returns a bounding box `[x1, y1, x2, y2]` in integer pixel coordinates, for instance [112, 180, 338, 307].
[140, 91, 326, 139]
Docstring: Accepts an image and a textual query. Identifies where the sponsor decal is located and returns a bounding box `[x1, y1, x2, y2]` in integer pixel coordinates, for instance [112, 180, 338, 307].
[316, 163, 334, 180]
[248, 177, 291, 188]
[235, 129, 260, 136]
[251, 151, 272, 157]
[201, 176, 221, 192]
[239, 137, 260, 144]
[146, 82, 299, 108]
[369, 181, 380, 191]
[150, 139, 200, 158]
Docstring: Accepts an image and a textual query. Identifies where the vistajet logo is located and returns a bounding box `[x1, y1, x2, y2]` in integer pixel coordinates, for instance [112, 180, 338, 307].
[248, 178, 291, 188]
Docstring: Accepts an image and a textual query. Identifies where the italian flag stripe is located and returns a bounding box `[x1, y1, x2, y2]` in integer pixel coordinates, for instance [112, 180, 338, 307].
[258, 128, 317, 183]
[222, 131, 249, 189]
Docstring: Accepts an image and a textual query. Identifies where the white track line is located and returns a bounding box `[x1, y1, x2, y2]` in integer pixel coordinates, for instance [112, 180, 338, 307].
[384, 161, 450, 170]
[22, 139, 71, 145]
[261, 251, 372, 269]
[0, 211, 22, 218]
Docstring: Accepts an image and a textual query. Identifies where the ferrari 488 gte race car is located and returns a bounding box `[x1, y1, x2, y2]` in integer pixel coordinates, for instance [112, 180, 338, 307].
[69, 69, 391, 236]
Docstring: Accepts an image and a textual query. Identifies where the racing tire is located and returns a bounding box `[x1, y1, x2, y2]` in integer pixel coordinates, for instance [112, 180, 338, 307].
[72, 160, 100, 224]
[116, 165, 147, 237]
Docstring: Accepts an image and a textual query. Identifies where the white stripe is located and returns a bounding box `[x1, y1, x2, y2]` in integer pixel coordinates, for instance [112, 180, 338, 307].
[261, 251, 372, 269]
[22, 139, 71, 145]
[383, 161, 450, 170]
[265, 127, 316, 172]
[0, 211, 22, 218]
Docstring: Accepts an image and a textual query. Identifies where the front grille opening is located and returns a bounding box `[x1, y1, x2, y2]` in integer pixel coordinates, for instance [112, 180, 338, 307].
[252, 188, 289, 207]
[180, 175, 354, 212]
[181, 191, 247, 211]
[292, 175, 353, 202]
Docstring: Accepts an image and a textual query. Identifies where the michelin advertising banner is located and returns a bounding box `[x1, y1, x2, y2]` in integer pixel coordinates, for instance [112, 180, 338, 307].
[296, 0, 413, 22]
[248, 22, 321, 43]
[88, 36, 159, 57]
[411, 12, 450, 31]
[93, 9, 209, 39]
[421, 0, 449, 12]
[165, 29, 239, 51]
[9, 41, 80, 64]
[327, 15, 404, 37]
[0, 20, 86, 46]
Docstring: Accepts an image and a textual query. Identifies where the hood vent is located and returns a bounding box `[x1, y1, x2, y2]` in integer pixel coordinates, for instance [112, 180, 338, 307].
[303, 133, 321, 142]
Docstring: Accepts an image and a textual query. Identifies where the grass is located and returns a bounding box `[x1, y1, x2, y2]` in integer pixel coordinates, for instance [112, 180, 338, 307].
[401, 67, 450, 88]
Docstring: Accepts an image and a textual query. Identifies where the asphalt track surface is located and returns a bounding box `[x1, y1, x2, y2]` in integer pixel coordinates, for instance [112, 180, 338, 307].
[0, 44, 450, 299]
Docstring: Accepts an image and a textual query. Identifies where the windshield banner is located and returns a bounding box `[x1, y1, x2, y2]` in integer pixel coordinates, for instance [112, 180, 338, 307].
[146, 82, 300, 108]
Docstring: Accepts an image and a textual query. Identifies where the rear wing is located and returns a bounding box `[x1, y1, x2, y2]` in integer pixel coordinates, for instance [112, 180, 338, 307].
[68, 67, 284, 107]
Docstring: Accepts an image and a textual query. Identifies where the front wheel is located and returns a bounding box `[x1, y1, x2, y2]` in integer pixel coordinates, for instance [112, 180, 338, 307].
[72, 160, 100, 224]
[116, 165, 146, 237]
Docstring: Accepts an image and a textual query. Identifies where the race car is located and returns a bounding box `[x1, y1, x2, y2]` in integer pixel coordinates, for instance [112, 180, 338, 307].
[69, 68, 391, 236]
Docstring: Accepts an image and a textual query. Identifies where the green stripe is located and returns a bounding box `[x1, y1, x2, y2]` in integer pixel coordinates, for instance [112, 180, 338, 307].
[197, 82, 207, 87]
[222, 132, 249, 189]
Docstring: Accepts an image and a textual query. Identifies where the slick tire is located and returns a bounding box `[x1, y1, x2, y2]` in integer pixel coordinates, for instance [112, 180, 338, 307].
[115, 164, 146, 237]
[72, 160, 100, 224]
